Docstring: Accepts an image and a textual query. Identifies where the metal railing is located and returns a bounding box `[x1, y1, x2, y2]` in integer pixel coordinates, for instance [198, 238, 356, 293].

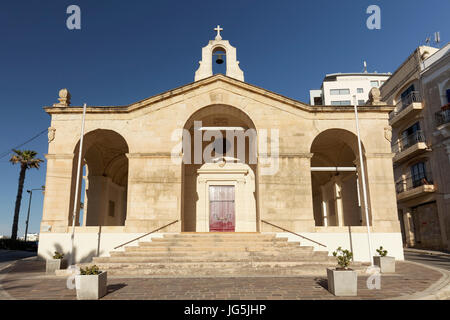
[395, 172, 434, 194]
[389, 91, 422, 119]
[435, 109, 450, 127]
[113, 220, 179, 250]
[261, 219, 327, 248]
[391, 130, 425, 153]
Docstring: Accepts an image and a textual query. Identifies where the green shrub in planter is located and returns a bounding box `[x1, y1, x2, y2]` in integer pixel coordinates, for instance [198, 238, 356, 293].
[76, 265, 107, 300]
[376, 246, 387, 257]
[327, 247, 357, 296]
[332, 246, 353, 270]
[373, 246, 395, 273]
[80, 265, 101, 275]
[46, 251, 67, 274]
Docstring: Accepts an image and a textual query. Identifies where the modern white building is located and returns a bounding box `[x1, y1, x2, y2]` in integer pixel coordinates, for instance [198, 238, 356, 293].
[19, 233, 39, 241]
[310, 72, 391, 106]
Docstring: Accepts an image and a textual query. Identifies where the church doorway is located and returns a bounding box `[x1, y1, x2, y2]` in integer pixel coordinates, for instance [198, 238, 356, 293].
[181, 104, 258, 232]
[209, 185, 235, 232]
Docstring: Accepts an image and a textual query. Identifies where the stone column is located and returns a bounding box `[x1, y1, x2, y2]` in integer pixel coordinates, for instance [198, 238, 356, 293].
[41, 154, 75, 233]
[363, 153, 401, 232]
[354, 158, 369, 227]
[259, 153, 316, 232]
[124, 153, 182, 233]
[333, 176, 344, 226]
[320, 186, 328, 226]
[402, 208, 415, 247]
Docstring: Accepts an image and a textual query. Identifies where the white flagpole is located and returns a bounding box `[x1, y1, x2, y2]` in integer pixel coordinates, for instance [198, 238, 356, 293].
[69, 103, 87, 267]
[353, 96, 374, 265]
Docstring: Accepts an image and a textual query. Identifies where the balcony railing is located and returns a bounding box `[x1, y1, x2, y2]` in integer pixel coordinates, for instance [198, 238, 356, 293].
[397, 91, 422, 111]
[435, 108, 450, 127]
[389, 91, 422, 120]
[391, 130, 425, 153]
[395, 171, 434, 194]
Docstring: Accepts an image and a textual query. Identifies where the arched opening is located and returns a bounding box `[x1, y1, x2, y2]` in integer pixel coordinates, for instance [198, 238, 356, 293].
[181, 105, 258, 232]
[69, 129, 129, 227]
[310, 129, 370, 227]
[212, 46, 226, 76]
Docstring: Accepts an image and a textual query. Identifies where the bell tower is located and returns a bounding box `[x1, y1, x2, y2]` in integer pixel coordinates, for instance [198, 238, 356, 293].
[194, 25, 245, 82]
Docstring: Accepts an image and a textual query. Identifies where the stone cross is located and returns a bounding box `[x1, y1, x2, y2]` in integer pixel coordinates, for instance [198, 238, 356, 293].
[214, 25, 223, 40]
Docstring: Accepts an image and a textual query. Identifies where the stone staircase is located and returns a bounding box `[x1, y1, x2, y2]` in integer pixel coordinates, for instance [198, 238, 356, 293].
[86, 233, 339, 277]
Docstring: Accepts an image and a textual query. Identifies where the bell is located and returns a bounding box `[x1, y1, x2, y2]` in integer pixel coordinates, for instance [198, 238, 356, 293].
[216, 54, 224, 64]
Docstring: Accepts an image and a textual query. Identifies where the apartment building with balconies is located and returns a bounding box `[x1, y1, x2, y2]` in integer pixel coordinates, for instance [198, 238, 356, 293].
[310, 72, 391, 106]
[380, 44, 450, 251]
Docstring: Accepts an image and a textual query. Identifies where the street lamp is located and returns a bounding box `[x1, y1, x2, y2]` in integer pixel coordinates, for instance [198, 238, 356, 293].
[24, 186, 45, 242]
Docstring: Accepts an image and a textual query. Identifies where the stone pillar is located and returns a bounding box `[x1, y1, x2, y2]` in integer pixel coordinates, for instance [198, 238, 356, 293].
[41, 154, 75, 233]
[333, 176, 344, 226]
[354, 158, 369, 227]
[124, 153, 182, 233]
[259, 154, 315, 232]
[402, 209, 415, 247]
[85, 176, 109, 226]
[364, 153, 401, 232]
[320, 186, 328, 227]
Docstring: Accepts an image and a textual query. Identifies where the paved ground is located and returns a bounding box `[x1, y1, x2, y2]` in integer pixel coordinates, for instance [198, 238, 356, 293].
[404, 249, 450, 271]
[0, 257, 448, 300]
[0, 250, 36, 270]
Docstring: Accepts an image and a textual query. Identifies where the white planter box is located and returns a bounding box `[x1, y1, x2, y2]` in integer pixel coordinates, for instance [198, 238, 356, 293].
[373, 256, 395, 273]
[46, 259, 67, 274]
[327, 268, 358, 296]
[75, 272, 108, 300]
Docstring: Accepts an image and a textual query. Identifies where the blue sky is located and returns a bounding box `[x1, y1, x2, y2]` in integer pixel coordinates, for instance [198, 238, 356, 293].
[0, 0, 448, 237]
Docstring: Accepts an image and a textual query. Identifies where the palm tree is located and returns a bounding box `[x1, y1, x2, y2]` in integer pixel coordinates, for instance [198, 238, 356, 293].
[9, 149, 43, 240]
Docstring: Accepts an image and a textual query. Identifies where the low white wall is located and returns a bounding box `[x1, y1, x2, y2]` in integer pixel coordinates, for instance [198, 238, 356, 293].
[272, 232, 405, 262]
[38, 232, 168, 263]
[38, 231, 405, 264]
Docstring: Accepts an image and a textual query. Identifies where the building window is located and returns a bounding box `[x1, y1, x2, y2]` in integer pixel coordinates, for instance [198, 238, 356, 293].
[331, 100, 351, 106]
[330, 89, 350, 95]
[370, 81, 379, 87]
[410, 162, 427, 188]
[401, 84, 415, 100]
[358, 100, 365, 105]
[446, 89, 450, 103]
[357, 88, 364, 93]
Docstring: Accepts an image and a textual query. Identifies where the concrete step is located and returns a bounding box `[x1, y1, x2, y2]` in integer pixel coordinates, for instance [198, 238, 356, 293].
[89, 233, 333, 276]
[162, 233, 277, 240]
[151, 236, 288, 242]
[94, 251, 331, 263]
[110, 248, 318, 258]
[147, 238, 291, 244]
[82, 261, 339, 276]
[136, 241, 301, 247]
[123, 246, 314, 253]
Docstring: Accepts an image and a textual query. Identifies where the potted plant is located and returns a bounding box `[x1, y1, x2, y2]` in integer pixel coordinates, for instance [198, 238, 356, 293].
[373, 246, 395, 273]
[326, 247, 357, 296]
[46, 251, 67, 274]
[75, 265, 107, 300]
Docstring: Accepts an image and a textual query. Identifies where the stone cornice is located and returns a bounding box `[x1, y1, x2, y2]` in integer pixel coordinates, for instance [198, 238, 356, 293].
[44, 75, 394, 115]
[126, 152, 180, 159]
[45, 153, 74, 160]
[365, 152, 395, 159]
[259, 153, 314, 158]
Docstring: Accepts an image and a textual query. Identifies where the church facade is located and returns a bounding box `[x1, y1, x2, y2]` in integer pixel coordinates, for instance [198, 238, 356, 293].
[38, 29, 404, 262]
